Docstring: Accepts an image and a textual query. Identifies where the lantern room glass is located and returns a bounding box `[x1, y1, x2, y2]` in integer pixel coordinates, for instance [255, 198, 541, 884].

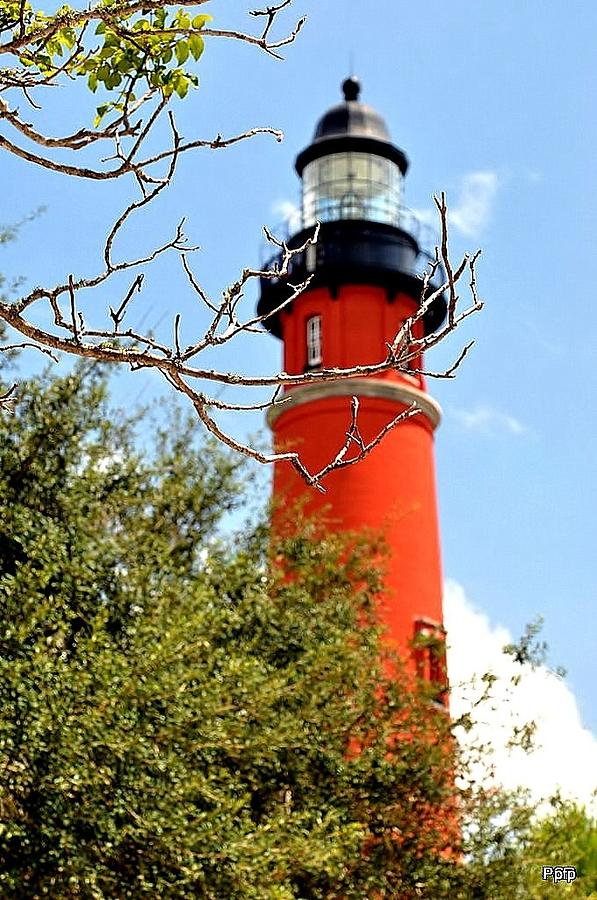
[302, 151, 402, 229]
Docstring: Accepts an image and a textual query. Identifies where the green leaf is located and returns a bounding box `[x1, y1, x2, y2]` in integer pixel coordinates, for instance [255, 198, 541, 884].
[87, 72, 98, 92]
[189, 34, 204, 61]
[174, 41, 189, 65]
[192, 14, 212, 29]
[58, 28, 75, 49]
[175, 75, 189, 98]
[94, 103, 109, 126]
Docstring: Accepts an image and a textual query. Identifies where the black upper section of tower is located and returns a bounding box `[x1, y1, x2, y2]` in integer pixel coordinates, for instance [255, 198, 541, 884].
[257, 79, 448, 339]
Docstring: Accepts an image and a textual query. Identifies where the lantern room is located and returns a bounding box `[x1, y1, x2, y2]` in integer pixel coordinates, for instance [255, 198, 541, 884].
[297, 77, 407, 230]
[258, 78, 447, 339]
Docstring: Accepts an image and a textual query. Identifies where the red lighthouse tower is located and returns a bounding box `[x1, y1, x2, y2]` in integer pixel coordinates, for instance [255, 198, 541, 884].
[258, 78, 448, 665]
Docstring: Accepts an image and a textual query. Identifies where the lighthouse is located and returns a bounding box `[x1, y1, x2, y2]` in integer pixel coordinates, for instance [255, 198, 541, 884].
[258, 78, 448, 676]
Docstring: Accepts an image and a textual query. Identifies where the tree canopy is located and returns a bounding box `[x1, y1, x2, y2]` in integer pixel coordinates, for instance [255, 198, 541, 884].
[0, 362, 454, 897]
[0, 363, 595, 898]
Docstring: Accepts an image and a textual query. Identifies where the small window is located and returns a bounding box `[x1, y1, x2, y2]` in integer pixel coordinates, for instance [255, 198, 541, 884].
[413, 618, 448, 703]
[306, 315, 322, 368]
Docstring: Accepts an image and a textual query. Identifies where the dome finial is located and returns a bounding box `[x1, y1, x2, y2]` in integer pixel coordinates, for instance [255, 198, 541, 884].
[342, 76, 361, 102]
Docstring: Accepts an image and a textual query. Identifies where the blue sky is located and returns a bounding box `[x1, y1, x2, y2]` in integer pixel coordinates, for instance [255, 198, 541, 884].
[3, 0, 597, 757]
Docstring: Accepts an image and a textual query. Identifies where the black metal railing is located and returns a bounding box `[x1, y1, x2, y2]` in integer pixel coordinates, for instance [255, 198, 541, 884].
[260, 202, 440, 271]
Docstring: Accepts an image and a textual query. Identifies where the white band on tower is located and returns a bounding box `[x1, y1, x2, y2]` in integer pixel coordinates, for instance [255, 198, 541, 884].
[267, 377, 442, 430]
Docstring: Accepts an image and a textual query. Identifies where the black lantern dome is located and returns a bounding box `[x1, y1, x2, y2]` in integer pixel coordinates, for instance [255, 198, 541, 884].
[314, 77, 389, 140]
[257, 79, 447, 338]
[296, 77, 408, 177]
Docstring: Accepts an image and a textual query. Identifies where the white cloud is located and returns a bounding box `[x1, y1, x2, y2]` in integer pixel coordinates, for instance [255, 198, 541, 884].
[271, 199, 301, 233]
[75, 449, 124, 475]
[94, 449, 125, 473]
[525, 168, 543, 184]
[445, 580, 597, 810]
[451, 403, 527, 437]
[275, 170, 498, 241]
[450, 171, 499, 238]
[412, 170, 499, 240]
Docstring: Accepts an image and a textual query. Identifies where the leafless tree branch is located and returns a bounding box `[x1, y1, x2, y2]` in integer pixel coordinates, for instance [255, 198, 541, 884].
[0, 198, 482, 486]
[0, 382, 17, 413]
[1, 199, 481, 384]
[291, 397, 421, 493]
[0, 4, 484, 489]
[1, 342, 58, 361]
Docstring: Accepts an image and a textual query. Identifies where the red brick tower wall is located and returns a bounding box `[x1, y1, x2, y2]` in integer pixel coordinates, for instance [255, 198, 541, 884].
[270, 282, 443, 658]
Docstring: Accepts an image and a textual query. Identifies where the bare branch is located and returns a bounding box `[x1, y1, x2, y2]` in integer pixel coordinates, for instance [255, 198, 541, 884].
[168, 374, 424, 495]
[0, 0, 482, 485]
[68, 275, 80, 343]
[173, 313, 182, 359]
[2, 213, 482, 394]
[0, 202, 481, 477]
[104, 112, 182, 270]
[164, 369, 299, 468]
[200, 12, 306, 61]
[0, 122, 285, 181]
[291, 398, 421, 492]
[0, 383, 17, 414]
[1, 343, 58, 361]
[408, 341, 475, 380]
[0, 97, 139, 149]
[137, 126, 284, 169]
[180, 254, 217, 312]
[109, 274, 144, 331]
[204, 386, 290, 413]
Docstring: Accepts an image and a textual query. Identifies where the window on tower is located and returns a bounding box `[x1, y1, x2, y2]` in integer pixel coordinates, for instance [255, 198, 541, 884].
[413, 618, 448, 705]
[306, 315, 322, 368]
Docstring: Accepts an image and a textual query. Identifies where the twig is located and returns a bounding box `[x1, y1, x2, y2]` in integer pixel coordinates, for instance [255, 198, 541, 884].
[68, 274, 80, 342]
[291, 398, 421, 492]
[0, 384, 17, 414]
[1, 343, 58, 361]
[109, 274, 144, 331]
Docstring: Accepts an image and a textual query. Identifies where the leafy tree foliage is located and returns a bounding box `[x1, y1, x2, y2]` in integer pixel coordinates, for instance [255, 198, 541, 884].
[0, 364, 454, 897]
[2, 0, 211, 119]
[521, 801, 597, 898]
[448, 787, 596, 899]
[0, 363, 594, 898]
[1, 0, 300, 136]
